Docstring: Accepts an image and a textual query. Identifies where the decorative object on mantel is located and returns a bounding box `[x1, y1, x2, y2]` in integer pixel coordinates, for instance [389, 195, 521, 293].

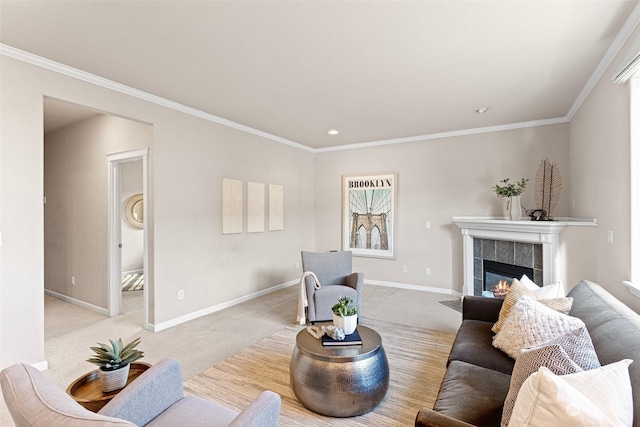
[332, 296, 358, 335]
[532, 158, 563, 221]
[493, 178, 528, 221]
[86, 337, 144, 392]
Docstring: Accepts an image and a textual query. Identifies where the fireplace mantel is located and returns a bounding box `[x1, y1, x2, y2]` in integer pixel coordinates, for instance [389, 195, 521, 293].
[452, 216, 597, 296]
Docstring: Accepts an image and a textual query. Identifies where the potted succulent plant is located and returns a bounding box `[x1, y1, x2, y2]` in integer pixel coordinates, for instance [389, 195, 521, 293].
[332, 296, 358, 335]
[493, 178, 528, 220]
[87, 337, 144, 392]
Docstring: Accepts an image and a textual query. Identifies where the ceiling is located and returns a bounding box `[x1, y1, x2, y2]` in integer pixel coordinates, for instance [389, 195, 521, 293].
[2, 1, 639, 150]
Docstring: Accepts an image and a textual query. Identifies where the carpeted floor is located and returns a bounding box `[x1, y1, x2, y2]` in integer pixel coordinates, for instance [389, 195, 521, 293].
[184, 317, 456, 426]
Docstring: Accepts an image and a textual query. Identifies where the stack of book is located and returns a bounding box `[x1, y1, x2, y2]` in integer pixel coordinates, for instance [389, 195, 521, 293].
[322, 329, 363, 346]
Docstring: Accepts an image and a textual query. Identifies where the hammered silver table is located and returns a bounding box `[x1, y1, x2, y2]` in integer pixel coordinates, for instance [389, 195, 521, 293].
[290, 325, 390, 417]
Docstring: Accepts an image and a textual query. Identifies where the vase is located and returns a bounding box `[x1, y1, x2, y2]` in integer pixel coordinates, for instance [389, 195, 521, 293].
[333, 313, 358, 335]
[508, 195, 522, 220]
[100, 364, 130, 393]
[502, 198, 510, 219]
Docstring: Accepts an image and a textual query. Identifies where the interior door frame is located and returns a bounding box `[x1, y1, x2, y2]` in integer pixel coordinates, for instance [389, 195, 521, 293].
[107, 147, 150, 330]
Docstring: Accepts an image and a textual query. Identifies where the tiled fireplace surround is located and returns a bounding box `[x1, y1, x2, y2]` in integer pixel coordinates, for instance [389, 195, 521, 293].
[453, 217, 597, 297]
[473, 239, 542, 296]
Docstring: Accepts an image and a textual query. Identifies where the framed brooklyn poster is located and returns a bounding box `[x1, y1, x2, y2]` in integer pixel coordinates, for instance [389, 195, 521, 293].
[342, 172, 397, 259]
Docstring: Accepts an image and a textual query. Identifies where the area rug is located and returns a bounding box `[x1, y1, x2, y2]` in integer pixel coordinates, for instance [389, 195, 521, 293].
[439, 299, 463, 313]
[121, 272, 143, 291]
[184, 318, 455, 426]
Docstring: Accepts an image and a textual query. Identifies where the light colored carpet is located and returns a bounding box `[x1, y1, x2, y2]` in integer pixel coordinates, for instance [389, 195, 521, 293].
[184, 317, 456, 426]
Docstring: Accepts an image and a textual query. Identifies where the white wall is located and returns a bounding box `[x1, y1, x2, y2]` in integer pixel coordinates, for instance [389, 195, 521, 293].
[1, 57, 46, 367]
[0, 55, 315, 368]
[569, 25, 640, 313]
[314, 124, 572, 293]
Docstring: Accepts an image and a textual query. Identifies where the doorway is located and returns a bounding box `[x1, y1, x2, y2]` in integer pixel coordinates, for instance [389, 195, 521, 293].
[43, 98, 152, 330]
[108, 148, 150, 329]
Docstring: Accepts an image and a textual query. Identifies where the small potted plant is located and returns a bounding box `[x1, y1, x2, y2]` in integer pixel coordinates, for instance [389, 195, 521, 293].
[332, 296, 358, 335]
[493, 178, 528, 198]
[87, 337, 144, 392]
[493, 178, 528, 220]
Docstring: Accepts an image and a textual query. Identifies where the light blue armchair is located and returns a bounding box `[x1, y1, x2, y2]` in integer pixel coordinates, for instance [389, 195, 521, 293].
[1, 358, 281, 427]
[301, 250, 364, 323]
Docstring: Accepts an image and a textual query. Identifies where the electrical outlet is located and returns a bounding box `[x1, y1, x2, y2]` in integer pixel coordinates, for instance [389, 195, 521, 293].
[426, 268, 431, 276]
[71, 276, 75, 286]
[402, 265, 408, 273]
[178, 289, 184, 300]
[608, 230, 614, 245]
[425, 221, 431, 229]
[296, 261, 300, 269]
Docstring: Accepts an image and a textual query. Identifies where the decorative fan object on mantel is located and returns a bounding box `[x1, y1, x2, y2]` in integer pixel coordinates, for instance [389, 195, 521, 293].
[533, 158, 563, 221]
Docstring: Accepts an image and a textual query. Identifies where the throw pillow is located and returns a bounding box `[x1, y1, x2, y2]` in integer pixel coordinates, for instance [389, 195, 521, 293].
[508, 359, 633, 427]
[500, 326, 601, 427]
[492, 279, 573, 333]
[519, 274, 540, 290]
[492, 295, 584, 359]
[520, 274, 565, 299]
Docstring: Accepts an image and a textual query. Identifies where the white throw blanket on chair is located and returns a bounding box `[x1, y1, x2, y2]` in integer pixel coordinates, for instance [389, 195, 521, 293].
[297, 271, 322, 325]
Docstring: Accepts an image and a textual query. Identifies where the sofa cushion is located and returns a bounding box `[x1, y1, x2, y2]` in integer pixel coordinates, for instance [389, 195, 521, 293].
[146, 395, 238, 427]
[509, 359, 633, 427]
[568, 280, 640, 425]
[433, 360, 511, 427]
[448, 320, 514, 375]
[500, 326, 601, 427]
[493, 296, 584, 359]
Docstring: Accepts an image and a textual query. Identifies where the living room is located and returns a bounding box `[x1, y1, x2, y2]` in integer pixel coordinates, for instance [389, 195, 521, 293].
[2, 1, 640, 424]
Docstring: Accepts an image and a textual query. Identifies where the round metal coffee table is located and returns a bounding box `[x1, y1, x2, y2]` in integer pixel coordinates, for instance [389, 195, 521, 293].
[290, 325, 389, 417]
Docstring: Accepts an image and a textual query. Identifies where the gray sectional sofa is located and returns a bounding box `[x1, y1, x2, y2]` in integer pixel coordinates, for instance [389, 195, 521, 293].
[416, 280, 640, 427]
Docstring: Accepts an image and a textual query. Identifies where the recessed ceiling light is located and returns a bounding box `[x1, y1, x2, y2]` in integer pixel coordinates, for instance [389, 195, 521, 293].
[328, 129, 339, 135]
[475, 106, 490, 114]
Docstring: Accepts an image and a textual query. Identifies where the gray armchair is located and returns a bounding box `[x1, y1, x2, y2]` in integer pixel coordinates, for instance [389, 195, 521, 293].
[1, 358, 280, 427]
[301, 250, 364, 323]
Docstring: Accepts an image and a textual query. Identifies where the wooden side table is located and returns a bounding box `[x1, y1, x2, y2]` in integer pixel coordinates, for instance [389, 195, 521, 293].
[66, 362, 151, 412]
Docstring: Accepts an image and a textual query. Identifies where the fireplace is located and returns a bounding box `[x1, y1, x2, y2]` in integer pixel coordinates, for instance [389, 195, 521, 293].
[471, 237, 541, 296]
[452, 217, 598, 297]
[483, 260, 534, 296]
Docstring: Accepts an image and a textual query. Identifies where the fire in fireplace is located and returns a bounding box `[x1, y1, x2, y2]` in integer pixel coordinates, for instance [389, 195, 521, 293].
[483, 260, 534, 296]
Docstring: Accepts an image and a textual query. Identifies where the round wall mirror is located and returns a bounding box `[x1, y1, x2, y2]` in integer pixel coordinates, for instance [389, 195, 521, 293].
[124, 193, 144, 229]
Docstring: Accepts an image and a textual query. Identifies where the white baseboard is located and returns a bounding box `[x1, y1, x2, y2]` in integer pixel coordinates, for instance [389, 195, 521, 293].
[46, 278, 461, 335]
[365, 279, 463, 298]
[44, 289, 109, 316]
[150, 279, 299, 332]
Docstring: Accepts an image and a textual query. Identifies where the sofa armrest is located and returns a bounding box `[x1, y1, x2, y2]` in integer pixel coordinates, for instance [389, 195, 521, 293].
[99, 358, 184, 426]
[229, 390, 281, 427]
[462, 296, 503, 322]
[416, 408, 476, 427]
[345, 272, 364, 291]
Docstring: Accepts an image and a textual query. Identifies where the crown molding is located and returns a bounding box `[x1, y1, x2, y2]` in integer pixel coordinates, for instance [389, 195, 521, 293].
[314, 116, 569, 153]
[0, 43, 314, 153]
[566, 1, 640, 120]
